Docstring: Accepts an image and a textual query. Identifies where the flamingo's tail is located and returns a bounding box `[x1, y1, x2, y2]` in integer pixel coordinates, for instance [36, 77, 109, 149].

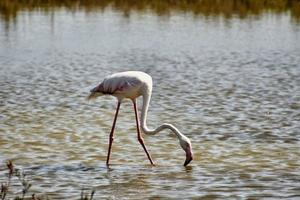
[87, 84, 104, 101]
[87, 92, 102, 101]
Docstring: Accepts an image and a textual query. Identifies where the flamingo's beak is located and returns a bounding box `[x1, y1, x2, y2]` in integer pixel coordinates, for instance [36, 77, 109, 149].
[183, 148, 193, 166]
[184, 155, 193, 166]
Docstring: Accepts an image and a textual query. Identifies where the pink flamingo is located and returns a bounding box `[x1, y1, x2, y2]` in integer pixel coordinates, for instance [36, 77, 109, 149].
[88, 71, 193, 166]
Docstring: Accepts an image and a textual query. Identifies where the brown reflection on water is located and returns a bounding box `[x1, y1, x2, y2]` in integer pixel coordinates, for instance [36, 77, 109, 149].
[1, 0, 300, 22]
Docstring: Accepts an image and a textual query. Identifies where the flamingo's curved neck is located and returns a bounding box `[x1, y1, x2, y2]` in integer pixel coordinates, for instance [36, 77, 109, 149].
[140, 87, 185, 140]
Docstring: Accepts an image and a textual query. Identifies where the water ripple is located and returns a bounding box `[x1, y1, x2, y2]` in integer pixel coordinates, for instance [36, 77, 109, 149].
[0, 9, 300, 199]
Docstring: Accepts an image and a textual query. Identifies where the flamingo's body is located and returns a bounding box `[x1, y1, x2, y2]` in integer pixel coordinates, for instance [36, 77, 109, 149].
[88, 71, 193, 166]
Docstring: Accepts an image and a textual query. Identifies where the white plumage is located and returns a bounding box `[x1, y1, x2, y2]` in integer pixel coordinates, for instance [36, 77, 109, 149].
[89, 71, 193, 166]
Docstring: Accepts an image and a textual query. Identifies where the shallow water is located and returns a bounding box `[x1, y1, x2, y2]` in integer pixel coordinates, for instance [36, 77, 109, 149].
[0, 5, 300, 200]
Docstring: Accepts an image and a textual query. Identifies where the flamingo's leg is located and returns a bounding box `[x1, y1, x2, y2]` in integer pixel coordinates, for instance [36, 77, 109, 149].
[133, 100, 154, 165]
[106, 102, 121, 166]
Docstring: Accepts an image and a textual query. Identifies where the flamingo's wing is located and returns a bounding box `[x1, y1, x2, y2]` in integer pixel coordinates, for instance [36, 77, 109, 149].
[112, 78, 142, 94]
[88, 75, 142, 99]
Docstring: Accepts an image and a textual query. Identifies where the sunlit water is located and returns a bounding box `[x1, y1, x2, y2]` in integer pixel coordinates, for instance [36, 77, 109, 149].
[0, 8, 300, 199]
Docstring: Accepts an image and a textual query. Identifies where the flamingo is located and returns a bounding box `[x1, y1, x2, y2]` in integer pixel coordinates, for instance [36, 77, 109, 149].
[88, 71, 193, 166]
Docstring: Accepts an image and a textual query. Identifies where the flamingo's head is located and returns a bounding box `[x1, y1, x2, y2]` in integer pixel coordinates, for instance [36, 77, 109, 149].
[179, 137, 193, 166]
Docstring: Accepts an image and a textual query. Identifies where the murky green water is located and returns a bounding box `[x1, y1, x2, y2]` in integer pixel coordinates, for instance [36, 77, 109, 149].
[1, 3, 300, 200]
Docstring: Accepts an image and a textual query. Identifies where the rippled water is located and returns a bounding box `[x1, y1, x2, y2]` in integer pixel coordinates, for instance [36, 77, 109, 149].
[1, 8, 300, 199]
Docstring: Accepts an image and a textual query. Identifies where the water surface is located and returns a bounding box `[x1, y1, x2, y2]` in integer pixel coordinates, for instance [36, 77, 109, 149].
[0, 2, 300, 199]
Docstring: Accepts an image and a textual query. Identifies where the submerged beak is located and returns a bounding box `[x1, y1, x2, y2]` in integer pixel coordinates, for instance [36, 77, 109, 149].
[182, 144, 193, 166]
[183, 155, 193, 166]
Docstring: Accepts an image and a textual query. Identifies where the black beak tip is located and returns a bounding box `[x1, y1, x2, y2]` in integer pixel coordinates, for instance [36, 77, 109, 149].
[183, 158, 193, 166]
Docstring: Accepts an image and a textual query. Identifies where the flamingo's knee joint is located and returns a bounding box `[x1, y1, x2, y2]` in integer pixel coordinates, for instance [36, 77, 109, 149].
[138, 137, 144, 143]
